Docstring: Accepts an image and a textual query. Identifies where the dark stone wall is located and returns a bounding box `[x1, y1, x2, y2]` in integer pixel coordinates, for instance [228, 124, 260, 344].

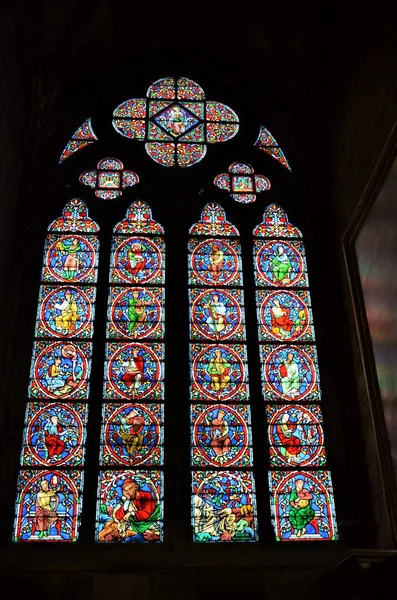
[329, 8, 397, 546]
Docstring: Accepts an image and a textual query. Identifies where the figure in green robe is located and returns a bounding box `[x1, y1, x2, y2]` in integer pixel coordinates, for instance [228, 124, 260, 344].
[288, 478, 315, 538]
[127, 290, 147, 336]
[272, 245, 292, 282]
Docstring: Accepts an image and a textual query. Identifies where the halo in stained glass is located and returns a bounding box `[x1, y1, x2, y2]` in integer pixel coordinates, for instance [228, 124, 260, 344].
[266, 404, 326, 467]
[59, 118, 98, 163]
[189, 238, 242, 287]
[104, 342, 163, 400]
[13, 469, 83, 542]
[96, 469, 163, 542]
[253, 204, 302, 238]
[29, 341, 92, 400]
[260, 344, 320, 402]
[254, 239, 308, 288]
[36, 285, 96, 339]
[190, 343, 248, 402]
[100, 403, 163, 466]
[191, 404, 252, 467]
[269, 470, 337, 541]
[110, 236, 165, 285]
[256, 289, 314, 342]
[192, 470, 257, 542]
[107, 286, 164, 340]
[21, 403, 88, 467]
[189, 288, 244, 341]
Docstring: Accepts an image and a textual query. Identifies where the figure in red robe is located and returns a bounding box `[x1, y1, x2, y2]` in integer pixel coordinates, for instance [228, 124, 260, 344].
[98, 479, 160, 542]
[127, 243, 146, 281]
[43, 415, 65, 458]
[120, 347, 145, 394]
[276, 413, 302, 463]
[271, 298, 294, 339]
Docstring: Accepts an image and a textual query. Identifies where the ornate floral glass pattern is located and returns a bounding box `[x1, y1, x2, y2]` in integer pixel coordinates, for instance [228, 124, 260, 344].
[59, 118, 98, 163]
[253, 204, 337, 541]
[13, 199, 99, 542]
[96, 201, 165, 543]
[80, 157, 139, 200]
[189, 203, 257, 542]
[254, 126, 291, 171]
[214, 162, 271, 204]
[112, 77, 239, 167]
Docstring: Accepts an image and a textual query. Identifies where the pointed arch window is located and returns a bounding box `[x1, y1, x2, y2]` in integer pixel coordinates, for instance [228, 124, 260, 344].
[189, 202, 258, 542]
[13, 199, 99, 542]
[96, 200, 165, 543]
[254, 204, 338, 541]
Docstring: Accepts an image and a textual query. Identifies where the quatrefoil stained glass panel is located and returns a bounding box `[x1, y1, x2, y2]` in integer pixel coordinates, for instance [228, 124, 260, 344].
[112, 77, 239, 168]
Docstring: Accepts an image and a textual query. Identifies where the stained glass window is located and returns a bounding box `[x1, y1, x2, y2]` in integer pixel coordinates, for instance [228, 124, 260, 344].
[112, 77, 239, 167]
[96, 200, 164, 542]
[189, 203, 258, 542]
[254, 126, 291, 171]
[13, 198, 99, 541]
[254, 204, 338, 541]
[79, 158, 139, 200]
[214, 162, 271, 204]
[59, 118, 98, 164]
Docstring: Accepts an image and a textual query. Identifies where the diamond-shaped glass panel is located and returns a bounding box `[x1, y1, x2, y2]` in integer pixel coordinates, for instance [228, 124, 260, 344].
[153, 104, 199, 138]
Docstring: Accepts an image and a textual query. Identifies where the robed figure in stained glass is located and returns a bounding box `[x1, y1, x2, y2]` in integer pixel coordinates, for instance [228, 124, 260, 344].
[208, 409, 231, 464]
[120, 347, 145, 393]
[280, 352, 300, 398]
[54, 289, 79, 333]
[203, 293, 227, 338]
[34, 477, 60, 539]
[127, 290, 150, 336]
[207, 349, 231, 398]
[56, 237, 82, 280]
[288, 478, 316, 538]
[98, 478, 160, 542]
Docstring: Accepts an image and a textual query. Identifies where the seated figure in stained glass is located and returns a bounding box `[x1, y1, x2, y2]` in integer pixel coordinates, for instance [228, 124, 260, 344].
[14, 470, 82, 542]
[102, 403, 162, 466]
[106, 342, 162, 400]
[24, 403, 86, 467]
[30, 341, 90, 400]
[270, 471, 337, 541]
[97, 470, 162, 542]
[255, 240, 307, 288]
[262, 345, 320, 402]
[190, 238, 241, 287]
